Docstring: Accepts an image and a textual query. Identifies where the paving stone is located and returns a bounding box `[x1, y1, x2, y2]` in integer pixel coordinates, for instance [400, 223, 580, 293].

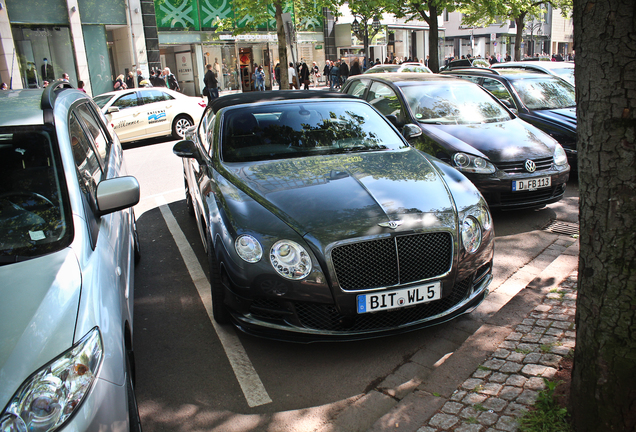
[534, 304, 552, 312]
[500, 362, 523, 374]
[455, 423, 484, 432]
[442, 401, 464, 415]
[504, 402, 529, 417]
[479, 383, 503, 396]
[523, 353, 542, 364]
[530, 326, 546, 335]
[505, 375, 527, 387]
[521, 333, 541, 343]
[451, 390, 468, 402]
[562, 338, 576, 348]
[516, 389, 539, 405]
[499, 341, 518, 350]
[540, 353, 563, 367]
[482, 359, 506, 370]
[499, 386, 523, 400]
[539, 335, 559, 345]
[516, 343, 539, 353]
[565, 331, 576, 338]
[535, 319, 553, 327]
[416, 427, 437, 432]
[521, 318, 536, 326]
[530, 312, 548, 319]
[506, 352, 526, 363]
[505, 332, 523, 341]
[482, 397, 507, 412]
[473, 368, 492, 379]
[548, 313, 570, 321]
[429, 413, 460, 429]
[462, 378, 484, 390]
[495, 415, 519, 432]
[462, 393, 487, 405]
[515, 325, 533, 333]
[493, 349, 511, 359]
[521, 364, 549, 377]
[489, 372, 509, 384]
[478, 411, 499, 426]
[524, 377, 547, 391]
[545, 328, 564, 337]
[460, 406, 481, 419]
[550, 345, 571, 356]
[551, 321, 571, 329]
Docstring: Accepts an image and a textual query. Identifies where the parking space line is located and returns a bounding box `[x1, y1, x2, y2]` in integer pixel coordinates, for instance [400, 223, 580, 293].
[156, 196, 273, 408]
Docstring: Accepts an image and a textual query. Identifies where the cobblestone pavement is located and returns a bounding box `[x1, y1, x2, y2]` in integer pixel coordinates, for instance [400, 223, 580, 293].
[417, 272, 578, 432]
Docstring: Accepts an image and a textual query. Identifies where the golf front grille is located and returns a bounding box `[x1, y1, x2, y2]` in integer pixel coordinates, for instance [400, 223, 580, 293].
[330, 232, 453, 291]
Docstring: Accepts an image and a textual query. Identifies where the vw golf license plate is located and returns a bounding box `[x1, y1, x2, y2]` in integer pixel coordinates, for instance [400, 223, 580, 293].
[357, 282, 441, 314]
[512, 176, 551, 191]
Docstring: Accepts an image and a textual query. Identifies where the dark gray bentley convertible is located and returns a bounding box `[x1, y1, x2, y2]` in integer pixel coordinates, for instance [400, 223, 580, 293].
[174, 91, 494, 342]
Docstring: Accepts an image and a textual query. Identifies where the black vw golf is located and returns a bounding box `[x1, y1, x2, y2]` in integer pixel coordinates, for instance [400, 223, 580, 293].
[342, 73, 571, 210]
[174, 91, 494, 342]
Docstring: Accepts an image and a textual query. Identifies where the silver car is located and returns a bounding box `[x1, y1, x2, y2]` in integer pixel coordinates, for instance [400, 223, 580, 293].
[0, 82, 142, 431]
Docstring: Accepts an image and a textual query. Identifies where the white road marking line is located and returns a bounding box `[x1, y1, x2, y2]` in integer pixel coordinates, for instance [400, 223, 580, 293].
[156, 196, 273, 408]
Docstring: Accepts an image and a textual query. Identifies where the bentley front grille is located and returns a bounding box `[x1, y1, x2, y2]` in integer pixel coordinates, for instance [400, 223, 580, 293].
[330, 232, 453, 291]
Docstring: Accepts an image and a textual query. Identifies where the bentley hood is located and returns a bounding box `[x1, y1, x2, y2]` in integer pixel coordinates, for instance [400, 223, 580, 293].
[421, 118, 559, 163]
[0, 249, 81, 406]
[223, 147, 461, 241]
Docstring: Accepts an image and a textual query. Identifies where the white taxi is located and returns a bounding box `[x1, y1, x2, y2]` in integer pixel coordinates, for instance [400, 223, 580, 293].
[94, 88, 206, 143]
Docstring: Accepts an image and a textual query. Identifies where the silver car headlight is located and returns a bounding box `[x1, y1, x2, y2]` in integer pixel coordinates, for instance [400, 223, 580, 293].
[0, 328, 103, 432]
[235, 235, 263, 263]
[270, 240, 312, 280]
[553, 143, 568, 166]
[453, 152, 496, 174]
[461, 206, 492, 254]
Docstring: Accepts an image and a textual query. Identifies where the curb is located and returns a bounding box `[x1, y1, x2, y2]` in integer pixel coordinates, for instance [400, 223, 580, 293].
[365, 239, 579, 432]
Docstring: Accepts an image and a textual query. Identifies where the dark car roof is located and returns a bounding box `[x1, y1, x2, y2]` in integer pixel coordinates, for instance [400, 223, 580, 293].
[440, 68, 560, 81]
[208, 90, 356, 114]
[350, 72, 461, 84]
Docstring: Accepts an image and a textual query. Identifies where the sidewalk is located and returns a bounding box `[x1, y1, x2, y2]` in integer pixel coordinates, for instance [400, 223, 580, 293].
[366, 240, 579, 432]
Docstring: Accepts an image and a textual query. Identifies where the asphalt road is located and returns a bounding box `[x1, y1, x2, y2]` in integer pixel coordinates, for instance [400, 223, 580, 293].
[124, 137, 579, 431]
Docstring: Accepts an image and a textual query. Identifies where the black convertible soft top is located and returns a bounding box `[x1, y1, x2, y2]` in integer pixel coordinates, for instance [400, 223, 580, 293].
[208, 90, 357, 114]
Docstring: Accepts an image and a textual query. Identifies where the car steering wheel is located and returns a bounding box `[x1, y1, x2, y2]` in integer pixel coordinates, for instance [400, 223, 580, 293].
[0, 192, 56, 210]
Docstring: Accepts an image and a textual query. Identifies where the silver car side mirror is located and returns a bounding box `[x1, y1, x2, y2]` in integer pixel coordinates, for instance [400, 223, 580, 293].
[96, 176, 140, 216]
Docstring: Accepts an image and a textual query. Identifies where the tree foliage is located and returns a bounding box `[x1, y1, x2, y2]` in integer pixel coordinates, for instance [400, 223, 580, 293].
[460, 0, 572, 61]
[384, 0, 460, 72]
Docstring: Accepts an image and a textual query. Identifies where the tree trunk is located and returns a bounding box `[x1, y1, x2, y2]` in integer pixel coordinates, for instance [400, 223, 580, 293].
[275, 0, 289, 89]
[514, 14, 526, 61]
[427, 5, 440, 73]
[570, 0, 636, 430]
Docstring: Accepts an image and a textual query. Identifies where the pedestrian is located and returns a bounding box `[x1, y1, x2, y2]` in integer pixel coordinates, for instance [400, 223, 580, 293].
[136, 68, 145, 86]
[0, 82, 7, 90]
[254, 65, 265, 91]
[330, 61, 340, 89]
[299, 62, 310, 90]
[310, 61, 320, 88]
[350, 61, 361, 76]
[164, 68, 180, 91]
[61, 73, 69, 82]
[288, 62, 298, 89]
[339, 60, 349, 85]
[323, 61, 332, 88]
[126, 71, 135, 89]
[114, 74, 127, 90]
[274, 63, 281, 89]
[203, 63, 218, 105]
[77, 80, 86, 93]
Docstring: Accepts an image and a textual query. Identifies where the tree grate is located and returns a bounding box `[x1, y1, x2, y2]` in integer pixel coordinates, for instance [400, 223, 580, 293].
[542, 220, 580, 236]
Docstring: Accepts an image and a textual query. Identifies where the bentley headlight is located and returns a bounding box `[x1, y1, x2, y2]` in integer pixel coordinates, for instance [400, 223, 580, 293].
[235, 235, 263, 263]
[270, 240, 312, 280]
[461, 216, 482, 254]
[453, 152, 496, 174]
[553, 144, 568, 166]
[0, 328, 103, 432]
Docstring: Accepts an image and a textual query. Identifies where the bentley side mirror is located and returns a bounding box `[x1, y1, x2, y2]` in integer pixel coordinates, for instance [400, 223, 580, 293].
[402, 123, 422, 140]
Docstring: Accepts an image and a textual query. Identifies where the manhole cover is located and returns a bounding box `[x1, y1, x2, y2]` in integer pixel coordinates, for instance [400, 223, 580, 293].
[542, 220, 580, 236]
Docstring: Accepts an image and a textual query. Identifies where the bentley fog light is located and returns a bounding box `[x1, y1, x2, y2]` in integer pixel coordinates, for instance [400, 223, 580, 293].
[270, 240, 312, 280]
[235, 235, 263, 263]
[453, 152, 496, 174]
[461, 216, 483, 254]
[553, 144, 568, 166]
[0, 328, 103, 432]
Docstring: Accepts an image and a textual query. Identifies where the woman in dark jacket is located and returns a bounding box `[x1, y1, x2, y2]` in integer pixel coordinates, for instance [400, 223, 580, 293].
[299, 63, 310, 90]
[349, 61, 362, 76]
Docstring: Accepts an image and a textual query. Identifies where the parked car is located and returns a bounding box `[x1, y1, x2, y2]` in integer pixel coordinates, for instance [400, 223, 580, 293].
[441, 68, 578, 169]
[439, 58, 490, 71]
[341, 73, 570, 210]
[174, 90, 494, 342]
[492, 61, 575, 86]
[365, 62, 432, 74]
[0, 82, 141, 431]
[93, 87, 206, 143]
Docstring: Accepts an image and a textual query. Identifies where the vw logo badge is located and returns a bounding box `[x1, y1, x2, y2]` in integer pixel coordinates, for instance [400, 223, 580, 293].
[378, 220, 403, 229]
[525, 159, 536, 173]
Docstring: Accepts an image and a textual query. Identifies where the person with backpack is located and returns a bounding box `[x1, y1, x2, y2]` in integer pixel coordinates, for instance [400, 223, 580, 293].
[164, 67, 180, 92]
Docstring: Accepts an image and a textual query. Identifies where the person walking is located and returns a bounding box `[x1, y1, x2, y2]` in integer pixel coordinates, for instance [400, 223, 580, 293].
[329, 61, 340, 89]
[203, 63, 218, 105]
[274, 63, 281, 89]
[310, 61, 320, 88]
[288, 62, 298, 89]
[254, 65, 265, 91]
[164, 68, 180, 91]
[339, 60, 349, 86]
[323, 61, 332, 88]
[125, 71, 135, 89]
[299, 62, 310, 90]
[350, 60, 361, 76]
[114, 74, 126, 90]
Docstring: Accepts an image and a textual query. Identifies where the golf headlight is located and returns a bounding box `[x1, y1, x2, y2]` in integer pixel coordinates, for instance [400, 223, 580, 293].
[553, 144, 568, 166]
[235, 235, 263, 263]
[453, 152, 496, 174]
[270, 240, 312, 280]
[0, 328, 103, 432]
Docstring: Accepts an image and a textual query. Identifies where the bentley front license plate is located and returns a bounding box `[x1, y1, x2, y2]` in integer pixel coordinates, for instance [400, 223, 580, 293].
[357, 282, 441, 314]
[512, 176, 551, 191]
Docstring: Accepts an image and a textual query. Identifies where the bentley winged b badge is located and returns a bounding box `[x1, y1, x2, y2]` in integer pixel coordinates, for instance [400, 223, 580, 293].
[378, 220, 403, 229]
